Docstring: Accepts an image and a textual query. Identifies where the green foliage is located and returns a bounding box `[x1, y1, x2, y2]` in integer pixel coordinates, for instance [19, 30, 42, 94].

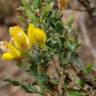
[42, 2, 54, 20]
[69, 91, 82, 96]
[4, 79, 41, 94]
[21, 0, 35, 22]
[4, 79, 21, 86]
[32, 0, 41, 9]
[22, 84, 40, 93]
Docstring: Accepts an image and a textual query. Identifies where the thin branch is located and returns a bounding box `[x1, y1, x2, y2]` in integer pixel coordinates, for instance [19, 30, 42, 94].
[67, 7, 96, 12]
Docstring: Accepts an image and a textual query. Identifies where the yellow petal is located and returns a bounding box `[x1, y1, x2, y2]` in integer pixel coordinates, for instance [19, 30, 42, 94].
[33, 27, 47, 43]
[9, 26, 29, 50]
[2, 52, 15, 60]
[7, 43, 21, 57]
[28, 23, 47, 48]
[11, 38, 21, 49]
[28, 23, 36, 47]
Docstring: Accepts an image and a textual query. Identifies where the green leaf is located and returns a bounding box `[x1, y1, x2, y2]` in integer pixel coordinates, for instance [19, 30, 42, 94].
[50, 77, 59, 85]
[21, 0, 35, 22]
[62, 51, 72, 65]
[57, 38, 62, 50]
[22, 84, 40, 93]
[59, 52, 65, 65]
[66, 16, 74, 28]
[32, 50, 41, 65]
[42, 2, 54, 20]
[55, 21, 64, 33]
[72, 54, 86, 73]
[69, 91, 82, 96]
[32, 0, 41, 9]
[36, 72, 48, 85]
[4, 79, 41, 94]
[4, 79, 21, 86]
[47, 17, 57, 29]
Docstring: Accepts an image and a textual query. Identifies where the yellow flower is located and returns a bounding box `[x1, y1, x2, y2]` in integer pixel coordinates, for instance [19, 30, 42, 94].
[7, 43, 21, 57]
[2, 52, 15, 60]
[9, 26, 30, 50]
[9, 23, 46, 49]
[1, 42, 21, 60]
[28, 24, 36, 47]
[28, 23, 47, 48]
[1, 23, 47, 61]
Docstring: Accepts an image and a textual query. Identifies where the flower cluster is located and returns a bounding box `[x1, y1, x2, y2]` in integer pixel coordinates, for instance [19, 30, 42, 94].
[1, 23, 47, 61]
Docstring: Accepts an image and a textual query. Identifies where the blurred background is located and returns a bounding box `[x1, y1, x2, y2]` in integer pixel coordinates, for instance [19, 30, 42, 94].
[0, 0, 96, 96]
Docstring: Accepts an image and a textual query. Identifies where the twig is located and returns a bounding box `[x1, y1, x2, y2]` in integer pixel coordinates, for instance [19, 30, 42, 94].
[67, 7, 96, 12]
